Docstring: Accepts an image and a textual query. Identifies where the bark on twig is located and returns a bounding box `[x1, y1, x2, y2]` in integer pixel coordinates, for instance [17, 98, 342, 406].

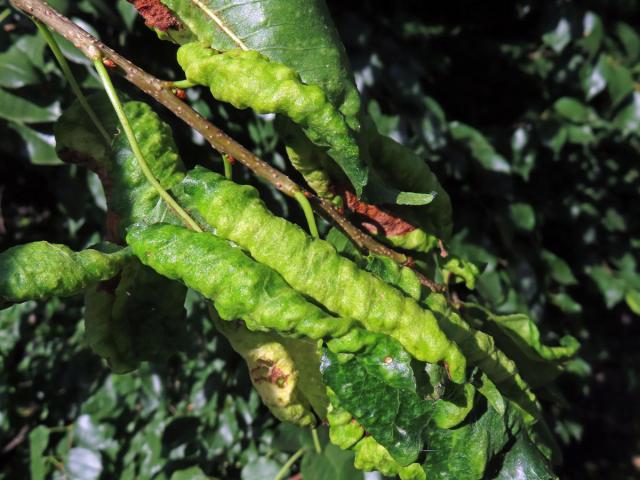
[9, 0, 444, 292]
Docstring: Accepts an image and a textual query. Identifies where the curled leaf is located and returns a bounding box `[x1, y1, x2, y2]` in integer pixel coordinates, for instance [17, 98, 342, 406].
[0, 242, 130, 307]
[174, 167, 467, 382]
[177, 42, 367, 195]
[126, 223, 354, 340]
[213, 314, 326, 426]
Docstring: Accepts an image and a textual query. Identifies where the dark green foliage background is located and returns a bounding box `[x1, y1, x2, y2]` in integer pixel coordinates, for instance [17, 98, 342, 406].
[0, 0, 638, 478]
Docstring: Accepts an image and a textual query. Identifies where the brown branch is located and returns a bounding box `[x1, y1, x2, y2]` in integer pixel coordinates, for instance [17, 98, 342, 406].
[9, 0, 443, 292]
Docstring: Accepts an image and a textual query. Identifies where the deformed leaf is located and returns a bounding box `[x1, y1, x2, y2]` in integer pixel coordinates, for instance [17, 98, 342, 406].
[159, 0, 360, 122]
[55, 93, 186, 236]
[126, 223, 354, 341]
[214, 316, 322, 427]
[175, 167, 467, 381]
[465, 304, 579, 387]
[0, 242, 130, 307]
[176, 42, 367, 196]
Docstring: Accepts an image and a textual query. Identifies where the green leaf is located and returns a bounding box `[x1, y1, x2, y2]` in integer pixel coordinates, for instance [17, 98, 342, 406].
[541, 250, 578, 285]
[586, 265, 627, 308]
[170, 466, 209, 480]
[625, 289, 640, 315]
[423, 403, 510, 480]
[613, 92, 640, 136]
[116, 0, 138, 30]
[549, 292, 582, 314]
[321, 331, 434, 465]
[0, 242, 130, 307]
[84, 259, 189, 372]
[494, 432, 557, 480]
[363, 119, 453, 235]
[241, 457, 282, 480]
[586, 55, 634, 106]
[542, 17, 571, 53]
[8, 122, 61, 165]
[615, 22, 640, 63]
[552, 97, 596, 124]
[465, 305, 579, 387]
[29, 426, 50, 480]
[0, 88, 59, 123]
[54, 92, 119, 165]
[301, 444, 361, 480]
[509, 203, 535, 231]
[0, 43, 40, 88]
[580, 12, 603, 57]
[450, 121, 511, 173]
[483, 311, 580, 363]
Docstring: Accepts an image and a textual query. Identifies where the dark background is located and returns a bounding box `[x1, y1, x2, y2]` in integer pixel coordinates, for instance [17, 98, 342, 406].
[0, 0, 638, 478]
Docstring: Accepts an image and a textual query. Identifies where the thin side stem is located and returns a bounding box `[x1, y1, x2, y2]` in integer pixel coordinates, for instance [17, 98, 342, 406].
[171, 79, 196, 89]
[295, 192, 319, 238]
[0, 8, 11, 23]
[93, 59, 203, 233]
[274, 447, 306, 480]
[33, 19, 110, 143]
[222, 153, 233, 180]
[311, 427, 322, 454]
